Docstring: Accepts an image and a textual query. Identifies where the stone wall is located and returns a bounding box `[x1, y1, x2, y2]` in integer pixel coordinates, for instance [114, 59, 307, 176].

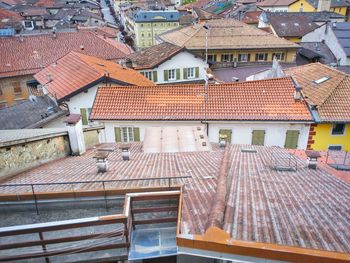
[0, 135, 70, 181]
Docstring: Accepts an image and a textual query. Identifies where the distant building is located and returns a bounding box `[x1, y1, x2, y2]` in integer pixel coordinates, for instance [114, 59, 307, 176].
[285, 63, 350, 151]
[91, 77, 312, 149]
[257, 0, 350, 16]
[126, 42, 208, 84]
[0, 31, 132, 108]
[302, 22, 350, 65]
[34, 51, 154, 126]
[133, 10, 180, 49]
[158, 18, 299, 68]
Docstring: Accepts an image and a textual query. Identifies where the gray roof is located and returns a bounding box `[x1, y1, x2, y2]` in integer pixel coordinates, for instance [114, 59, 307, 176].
[0, 96, 67, 130]
[133, 10, 180, 22]
[261, 11, 345, 23]
[332, 22, 350, 57]
[0, 128, 67, 147]
[306, 0, 350, 8]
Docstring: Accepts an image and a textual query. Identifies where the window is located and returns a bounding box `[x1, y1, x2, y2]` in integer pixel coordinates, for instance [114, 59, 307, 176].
[314, 76, 330, 84]
[141, 23, 144, 27]
[187, 67, 195, 78]
[221, 54, 233, 62]
[24, 21, 34, 28]
[256, 53, 268, 61]
[144, 71, 152, 80]
[328, 145, 342, 151]
[331, 123, 345, 135]
[273, 52, 285, 61]
[207, 54, 217, 62]
[252, 130, 265, 145]
[115, 127, 140, 142]
[13, 81, 21, 94]
[238, 53, 248, 62]
[168, 69, 176, 80]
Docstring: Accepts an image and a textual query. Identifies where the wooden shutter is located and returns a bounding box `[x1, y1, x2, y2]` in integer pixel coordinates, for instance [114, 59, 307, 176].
[247, 54, 251, 62]
[114, 127, 121, 142]
[183, 68, 188, 79]
[176, 68, 180, 80]
[13, 81, 21, 94]
[80, 108, 88, 125]
[133, 127, 140, 141]
[164, 70, 168, 81]
[264, 53, 268, 61]
[195, 67, 199, 78]
[255, 53, 258, 61]
[272, 53, 275, 60]
[284, 130, 300, 149]
[153, 71, 158, 82]
[219, 129, 232, 143]
[252, 130, 265, 145]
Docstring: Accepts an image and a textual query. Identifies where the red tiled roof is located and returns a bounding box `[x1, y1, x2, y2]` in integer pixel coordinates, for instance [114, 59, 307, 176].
[0, 8, 22, 29]
[34, 51, 155, 101]
[284, 63, 350, 122]
[257, 0, 298, 6]
[91, 77, 312, 121]
[0, 31, 132, 78]
[241, 11, 262, 24]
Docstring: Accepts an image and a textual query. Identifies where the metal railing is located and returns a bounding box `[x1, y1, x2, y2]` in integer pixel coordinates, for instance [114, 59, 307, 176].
[0, 176, 191, 215]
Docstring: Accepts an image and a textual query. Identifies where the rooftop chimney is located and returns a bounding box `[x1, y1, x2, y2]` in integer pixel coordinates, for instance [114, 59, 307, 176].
[306, 150, 321, 169]
[19, 34, 24, 43]
[120, 143, 131, 161]
[94, 150, 109, 173]
[80, 45, 84, 50]
[64, 114, 86, 155]
[291, 77, 302, 100]
[52, 30, 57, 39]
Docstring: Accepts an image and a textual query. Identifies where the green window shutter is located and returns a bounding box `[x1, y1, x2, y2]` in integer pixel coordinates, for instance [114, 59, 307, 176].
[164, 70, 168, 81]
[183, 68, 188, 79]
[140, 71, 145, 76]
[80, 108, 88, 125]
[176, 68, 180, 80]
[247, 54, 251, 62]
[133, 127, 140, 141]
[195, 67, 199, 78]
[219, 129, 232, 143]
[114, 127, 121, 142]
[153, 71, 158, 82]
[272, 53, 275, 60]
[255, 54, 258, 61]
[252, 130, 265, 145]
[284, 130, 300, 149]
[264, 53, 268, 61]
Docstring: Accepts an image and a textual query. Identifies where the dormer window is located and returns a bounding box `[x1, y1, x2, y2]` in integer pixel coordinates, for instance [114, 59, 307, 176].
[313, 76, 330, 84]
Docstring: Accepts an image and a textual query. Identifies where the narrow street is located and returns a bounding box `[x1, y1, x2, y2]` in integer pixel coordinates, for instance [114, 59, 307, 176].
[100, 0, 116, 24]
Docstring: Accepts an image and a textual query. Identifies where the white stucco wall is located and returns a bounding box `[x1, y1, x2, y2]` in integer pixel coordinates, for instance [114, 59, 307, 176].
[302, 24, 350, 65]
[65, 85, 99, 114]
[99, 120, 310, 149]
[140, 51, 208, 84]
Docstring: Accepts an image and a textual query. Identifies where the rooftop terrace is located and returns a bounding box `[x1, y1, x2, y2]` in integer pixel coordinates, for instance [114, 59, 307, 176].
[1, 143, 350, 255]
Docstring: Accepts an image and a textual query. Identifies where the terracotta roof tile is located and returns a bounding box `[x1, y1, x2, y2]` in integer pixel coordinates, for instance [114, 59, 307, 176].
[91, 77, 312, 121]
[158, 18, 299, 50]
[126, 42, 184, 70]
[0, 8, 22, 29]
[241, 11, 262, 24]
[34, 51, 154, 101]
[2, 143, 350, 253]
[0, 31, 132, 78]
[284, 63, 350, 122]
[269, 16, 320, 37]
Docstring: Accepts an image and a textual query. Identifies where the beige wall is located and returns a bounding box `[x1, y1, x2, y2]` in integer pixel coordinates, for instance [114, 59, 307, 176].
[0, 75, 34, 108]
[83, 129, 100, 149]
[0, 135, 70, 181]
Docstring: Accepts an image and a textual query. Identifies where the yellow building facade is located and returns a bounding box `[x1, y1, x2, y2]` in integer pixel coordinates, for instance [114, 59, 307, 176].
[308, 123, 350, 151]
[195, 49, 297, 64]
[288, 0, 348, 16]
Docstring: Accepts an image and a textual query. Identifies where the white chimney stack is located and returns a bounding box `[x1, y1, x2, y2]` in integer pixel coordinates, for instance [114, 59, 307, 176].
[65, 114, 86, 155]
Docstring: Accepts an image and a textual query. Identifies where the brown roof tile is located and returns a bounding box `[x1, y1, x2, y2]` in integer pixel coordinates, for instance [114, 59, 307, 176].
[269, 16, 320, 37]
[34, 51, 155, 101]
[241, 11, 262, 24]
[284, 63, 350, 122]
[0, 31, 132, 78]
[90, 77, 312, 121]
[257, 0, 298, 6]
[126, 42, 184, 70]
[2, 143, 350, 253]
[158, 18, 299, 50]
